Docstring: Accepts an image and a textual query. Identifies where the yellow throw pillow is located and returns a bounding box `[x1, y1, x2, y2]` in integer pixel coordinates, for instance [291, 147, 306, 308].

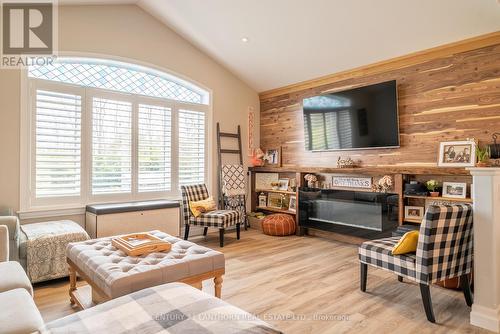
[392, 230, 419, 255]
[189, 197, 216, 217]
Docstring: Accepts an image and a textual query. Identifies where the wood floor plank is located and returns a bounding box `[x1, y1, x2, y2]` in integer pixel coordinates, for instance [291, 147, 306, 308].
[33, 229, 490, 333]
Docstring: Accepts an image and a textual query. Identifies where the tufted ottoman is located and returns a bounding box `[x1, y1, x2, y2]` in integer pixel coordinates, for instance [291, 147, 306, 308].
[66, 230, 225, 309]
[261, 214, 296, 236]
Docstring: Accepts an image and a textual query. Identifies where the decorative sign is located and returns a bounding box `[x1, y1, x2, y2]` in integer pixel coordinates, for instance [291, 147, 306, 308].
[255, 173, 279, 190]
[247, 107, 254, 151]
[332, 176, 372, 189]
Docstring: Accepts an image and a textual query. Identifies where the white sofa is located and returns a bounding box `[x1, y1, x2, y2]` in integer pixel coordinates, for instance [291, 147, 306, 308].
[0, 216, 23, 266]
[0, 224, 45, 334]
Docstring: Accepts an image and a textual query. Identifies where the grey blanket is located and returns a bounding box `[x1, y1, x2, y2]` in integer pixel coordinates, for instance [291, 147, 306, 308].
[44, 283, 282, 334]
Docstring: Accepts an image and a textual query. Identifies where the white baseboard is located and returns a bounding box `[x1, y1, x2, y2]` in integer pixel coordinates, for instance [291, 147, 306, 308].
[471, 304, 500, 333]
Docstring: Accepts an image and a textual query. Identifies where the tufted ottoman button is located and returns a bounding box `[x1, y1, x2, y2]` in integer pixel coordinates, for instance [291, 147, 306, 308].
[121, 265, 133, 272]
[261, 214, 296, 236]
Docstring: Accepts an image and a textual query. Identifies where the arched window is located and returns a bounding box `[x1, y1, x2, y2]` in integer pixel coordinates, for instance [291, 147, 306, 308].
[24, 57, 210, 209]
[29, 57, 209, 104]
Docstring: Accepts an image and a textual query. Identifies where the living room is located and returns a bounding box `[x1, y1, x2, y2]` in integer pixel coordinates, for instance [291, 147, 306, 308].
[0, 1, 499, 333]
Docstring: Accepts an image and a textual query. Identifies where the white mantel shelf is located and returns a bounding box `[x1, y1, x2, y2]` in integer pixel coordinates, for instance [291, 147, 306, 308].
[468, 167, 500, 174]
[467, 167, 500, 333]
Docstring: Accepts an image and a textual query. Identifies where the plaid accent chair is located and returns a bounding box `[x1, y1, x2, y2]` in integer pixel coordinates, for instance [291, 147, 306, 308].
[359, 204, 473, 323]
[181, 184, 241, 247]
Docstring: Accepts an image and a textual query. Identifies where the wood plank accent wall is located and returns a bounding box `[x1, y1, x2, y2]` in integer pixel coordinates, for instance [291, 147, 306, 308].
[259, 40, 500, 169]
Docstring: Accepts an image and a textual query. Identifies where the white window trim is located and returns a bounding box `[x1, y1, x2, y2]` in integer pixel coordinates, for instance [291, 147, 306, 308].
[19, 54, 213, 217]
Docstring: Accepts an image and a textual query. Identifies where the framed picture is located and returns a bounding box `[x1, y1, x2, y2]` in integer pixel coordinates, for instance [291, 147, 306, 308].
[265, 147, 281, 166]
[289, 195, 297, 213]
[278, 178, 289, 191]
[267, 192, 283, 209]
[442, 182, 467, 199]
[258, 193, 267, 207]
[405, 206, 425, 221]
[438, 141, 476, 167]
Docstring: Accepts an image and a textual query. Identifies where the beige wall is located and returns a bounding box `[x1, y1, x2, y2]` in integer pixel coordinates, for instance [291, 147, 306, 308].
[0, 5, 259, 218]
[0, 70, 21, 212]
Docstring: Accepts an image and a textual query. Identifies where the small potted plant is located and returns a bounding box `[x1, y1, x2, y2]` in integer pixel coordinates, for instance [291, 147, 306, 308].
[426, 180, 440, 197]
[476, 146, 491, 167]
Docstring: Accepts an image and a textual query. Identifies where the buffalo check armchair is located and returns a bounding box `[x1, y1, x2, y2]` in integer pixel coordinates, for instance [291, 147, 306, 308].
[359, 204, 473, 323]
[181, 184, 242, 247]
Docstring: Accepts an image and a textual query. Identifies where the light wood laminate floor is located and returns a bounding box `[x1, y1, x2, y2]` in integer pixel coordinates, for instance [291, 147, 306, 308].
[34, 228, 489, 333]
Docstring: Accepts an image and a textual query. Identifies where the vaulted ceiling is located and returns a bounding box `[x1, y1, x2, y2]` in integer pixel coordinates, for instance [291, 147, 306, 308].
[62, 0, 500, 92]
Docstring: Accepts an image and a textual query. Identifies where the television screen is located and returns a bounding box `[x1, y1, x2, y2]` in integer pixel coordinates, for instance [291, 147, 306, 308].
[303, 80, 399, 151]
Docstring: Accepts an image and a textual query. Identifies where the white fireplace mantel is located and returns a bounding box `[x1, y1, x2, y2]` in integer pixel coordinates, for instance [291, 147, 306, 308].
[468, 167, 500, 333]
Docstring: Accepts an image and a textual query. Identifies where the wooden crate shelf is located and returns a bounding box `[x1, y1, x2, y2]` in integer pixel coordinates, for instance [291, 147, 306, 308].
[249, 165, 473, 236]
[404, 218, 423, 224]
[256, 206, 296, 215]
[404, 195, 473, 203]
[255, 189, 296, 195]
[249, 166, 471, 176]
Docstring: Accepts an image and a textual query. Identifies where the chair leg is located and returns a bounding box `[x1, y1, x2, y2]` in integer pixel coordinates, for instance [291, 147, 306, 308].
[183, 224, 190, 240]
[460, 274, 473, 307]
[203, 227, 209, 236]
[360, 263, 367, 292]
[398, 276, 403, 282]
[419, 284, 436, 323]
[236, 223, 241, 240]
[219, 228, 224, 247]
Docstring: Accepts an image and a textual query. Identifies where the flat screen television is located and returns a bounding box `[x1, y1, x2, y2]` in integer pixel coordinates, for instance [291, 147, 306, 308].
[303, 80, 399, 151]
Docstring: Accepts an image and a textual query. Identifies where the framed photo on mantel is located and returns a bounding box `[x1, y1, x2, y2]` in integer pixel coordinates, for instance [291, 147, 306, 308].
[438, 140, 476, 167]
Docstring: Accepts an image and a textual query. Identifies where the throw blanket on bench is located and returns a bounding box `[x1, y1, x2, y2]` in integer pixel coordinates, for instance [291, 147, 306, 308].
[21, 220, 89, 283]
[44, 283, 282, 334]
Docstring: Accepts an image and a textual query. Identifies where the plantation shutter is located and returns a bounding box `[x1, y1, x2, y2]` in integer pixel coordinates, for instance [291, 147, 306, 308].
[138, 104, 172, 192]
[178, 109, 205, 186]
[92, 97, 132, 194]
[35, 90, 82, 198]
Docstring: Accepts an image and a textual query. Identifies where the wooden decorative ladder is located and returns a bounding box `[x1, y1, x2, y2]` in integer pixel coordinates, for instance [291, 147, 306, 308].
[216, 122, 248, 229]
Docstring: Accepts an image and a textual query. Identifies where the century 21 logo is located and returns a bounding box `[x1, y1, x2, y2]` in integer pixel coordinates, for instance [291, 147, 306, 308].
[2, 2, 53, 54]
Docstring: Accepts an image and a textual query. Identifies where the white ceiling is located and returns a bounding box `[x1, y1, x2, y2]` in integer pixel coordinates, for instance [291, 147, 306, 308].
[62, 0, 500, 92]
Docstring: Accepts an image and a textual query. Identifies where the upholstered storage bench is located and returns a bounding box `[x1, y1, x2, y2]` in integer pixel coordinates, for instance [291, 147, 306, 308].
[20, 220, 89, 283]
[67, 230, 225, 308]
[85, 200, 180, 238]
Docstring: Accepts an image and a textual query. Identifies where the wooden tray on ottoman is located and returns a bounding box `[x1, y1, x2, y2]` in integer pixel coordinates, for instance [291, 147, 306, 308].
[112, 233, 171, 256]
